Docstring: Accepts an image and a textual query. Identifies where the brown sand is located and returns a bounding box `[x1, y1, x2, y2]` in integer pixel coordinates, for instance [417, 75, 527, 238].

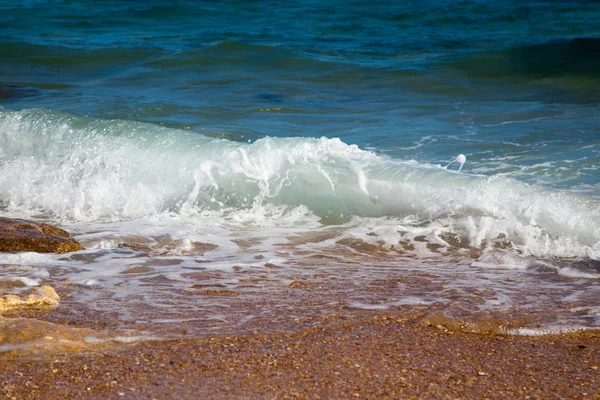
[1, 313, 598, 399]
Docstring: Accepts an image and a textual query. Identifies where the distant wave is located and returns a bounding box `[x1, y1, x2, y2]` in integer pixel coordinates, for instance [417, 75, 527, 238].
[509, 38, 600, 78]
[442, 38, 600, 79]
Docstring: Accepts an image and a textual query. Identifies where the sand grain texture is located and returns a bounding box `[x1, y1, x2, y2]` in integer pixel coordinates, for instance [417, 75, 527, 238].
[1, 314, 598, 399]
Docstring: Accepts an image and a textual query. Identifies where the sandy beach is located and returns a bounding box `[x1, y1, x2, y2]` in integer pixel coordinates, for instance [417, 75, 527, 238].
[1, 311, 598, 399]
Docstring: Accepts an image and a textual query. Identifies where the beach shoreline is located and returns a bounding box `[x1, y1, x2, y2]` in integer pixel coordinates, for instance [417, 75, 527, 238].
[2, 312, 598, 399]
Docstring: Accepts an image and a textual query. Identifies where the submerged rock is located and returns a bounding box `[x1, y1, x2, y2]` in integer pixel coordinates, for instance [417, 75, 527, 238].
[118, 243, 155, 253]
[0, 217, 84, 253]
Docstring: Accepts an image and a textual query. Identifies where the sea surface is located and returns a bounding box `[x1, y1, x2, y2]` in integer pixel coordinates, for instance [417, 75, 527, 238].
[1, 1, 599, 349]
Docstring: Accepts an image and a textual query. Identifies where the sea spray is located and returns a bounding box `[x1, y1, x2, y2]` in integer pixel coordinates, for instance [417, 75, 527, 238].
[1, 108, 598, 260]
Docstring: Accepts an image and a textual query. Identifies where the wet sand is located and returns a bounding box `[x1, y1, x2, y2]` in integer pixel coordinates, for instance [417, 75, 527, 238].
[1, 312, 599, 399]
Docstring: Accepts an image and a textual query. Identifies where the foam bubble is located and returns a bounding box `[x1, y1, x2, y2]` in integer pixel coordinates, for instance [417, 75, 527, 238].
[472, 251, 530, 270]
[12, 277, 40, 287]
[502, 327, 586, 336]
[346, 302, 390, 310]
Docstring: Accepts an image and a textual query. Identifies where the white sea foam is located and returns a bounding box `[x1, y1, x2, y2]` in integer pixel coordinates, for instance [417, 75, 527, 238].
[0, 108, 599, 270]
[83, 335, 156, 344]
[12, 277, 40, 287]
[557, 268, 600, 280]
[395, 297, 437, 306]
[0, 252, 58, 265]
[502, 327, 588, 336]
[347, 302, 390, 310]
[471, 251, 530, 270]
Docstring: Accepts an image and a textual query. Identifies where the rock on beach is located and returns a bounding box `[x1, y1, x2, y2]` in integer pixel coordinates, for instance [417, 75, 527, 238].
[0, 217, 83, 253]
[0, 285, 60, 312]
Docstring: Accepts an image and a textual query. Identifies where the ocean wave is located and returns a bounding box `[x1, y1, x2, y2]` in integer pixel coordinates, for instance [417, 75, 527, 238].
[0, 108, 598, 259]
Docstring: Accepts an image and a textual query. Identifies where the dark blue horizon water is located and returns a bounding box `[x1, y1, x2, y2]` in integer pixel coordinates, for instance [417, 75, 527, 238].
[1, 0, 599, 194]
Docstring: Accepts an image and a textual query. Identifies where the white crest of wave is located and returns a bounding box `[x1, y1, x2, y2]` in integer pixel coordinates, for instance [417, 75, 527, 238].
[0, 108, 390, 221]
[1, 108, 599, 259]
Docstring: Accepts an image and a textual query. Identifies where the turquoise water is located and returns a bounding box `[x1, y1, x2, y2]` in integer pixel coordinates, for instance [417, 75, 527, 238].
[1, 1, 599, 340]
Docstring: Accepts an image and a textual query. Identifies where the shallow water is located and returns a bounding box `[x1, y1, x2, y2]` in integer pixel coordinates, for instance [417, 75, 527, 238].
[1, 1, 599, 347]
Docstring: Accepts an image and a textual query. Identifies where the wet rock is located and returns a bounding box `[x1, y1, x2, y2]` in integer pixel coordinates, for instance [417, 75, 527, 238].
[0, 285, 60, 312]
[0, 217, 84, 253]
[120, 266, 154, 274]
[0, 314, 99, 356]
[288, 280, 310, 288]
[118, 243, 155, 253]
